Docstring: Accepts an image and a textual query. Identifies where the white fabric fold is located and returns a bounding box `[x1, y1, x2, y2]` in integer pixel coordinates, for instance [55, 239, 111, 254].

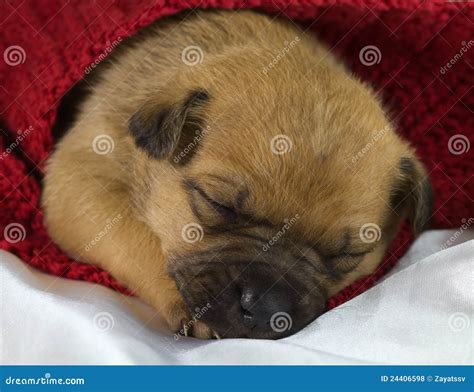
[1, 229, 473, 364]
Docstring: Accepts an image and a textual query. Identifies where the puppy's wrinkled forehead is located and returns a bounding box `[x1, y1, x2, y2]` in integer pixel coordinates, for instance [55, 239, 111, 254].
[185, 86, 407, 232]
[128, 44, 424, 243]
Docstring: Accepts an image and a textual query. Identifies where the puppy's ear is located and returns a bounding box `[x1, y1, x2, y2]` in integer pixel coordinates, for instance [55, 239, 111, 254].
[128, 89, 209, 162]
[391, 157, 433, 235]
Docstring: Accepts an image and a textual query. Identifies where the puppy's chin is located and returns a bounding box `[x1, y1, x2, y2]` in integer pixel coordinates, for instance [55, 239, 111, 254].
[168, 248, 327, 339]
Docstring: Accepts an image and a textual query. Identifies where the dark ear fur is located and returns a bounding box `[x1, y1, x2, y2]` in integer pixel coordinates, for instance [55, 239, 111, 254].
[128, 89, 209, 162]
[391, 157, 433, 235]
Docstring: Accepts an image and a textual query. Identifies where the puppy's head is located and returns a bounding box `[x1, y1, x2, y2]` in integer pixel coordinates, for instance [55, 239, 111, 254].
[127, 47, 432, 339]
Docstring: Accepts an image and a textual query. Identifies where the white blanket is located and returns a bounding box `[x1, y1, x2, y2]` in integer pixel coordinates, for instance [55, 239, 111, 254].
[1, 229, 473, 365]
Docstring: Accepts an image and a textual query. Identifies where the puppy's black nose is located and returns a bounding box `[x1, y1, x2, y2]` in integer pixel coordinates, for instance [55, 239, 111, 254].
[172, 259, 327, 339]
[239, 285, 291, 329]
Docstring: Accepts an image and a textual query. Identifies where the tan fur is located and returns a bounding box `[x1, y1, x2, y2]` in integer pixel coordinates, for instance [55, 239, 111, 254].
[42, 10, 427, 339]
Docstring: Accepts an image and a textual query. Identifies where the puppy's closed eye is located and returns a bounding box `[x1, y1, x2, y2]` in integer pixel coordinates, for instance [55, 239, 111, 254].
[194, 185, 239, 223]
[329, 251, 369, 273]
[184, 180, 241, 227]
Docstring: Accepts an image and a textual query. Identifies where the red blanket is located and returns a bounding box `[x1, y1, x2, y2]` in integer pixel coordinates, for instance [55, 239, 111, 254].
[1, 0, 472, 307]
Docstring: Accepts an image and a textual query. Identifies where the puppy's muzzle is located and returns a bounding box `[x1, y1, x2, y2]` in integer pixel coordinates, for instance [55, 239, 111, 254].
[170, 246, 326, 339]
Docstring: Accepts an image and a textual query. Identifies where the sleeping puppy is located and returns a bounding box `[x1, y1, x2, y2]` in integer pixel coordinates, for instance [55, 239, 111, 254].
[42, 10, 432, 339]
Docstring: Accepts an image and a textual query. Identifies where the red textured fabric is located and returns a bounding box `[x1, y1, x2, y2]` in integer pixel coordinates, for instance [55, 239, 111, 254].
[0, 0, 472, 308]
